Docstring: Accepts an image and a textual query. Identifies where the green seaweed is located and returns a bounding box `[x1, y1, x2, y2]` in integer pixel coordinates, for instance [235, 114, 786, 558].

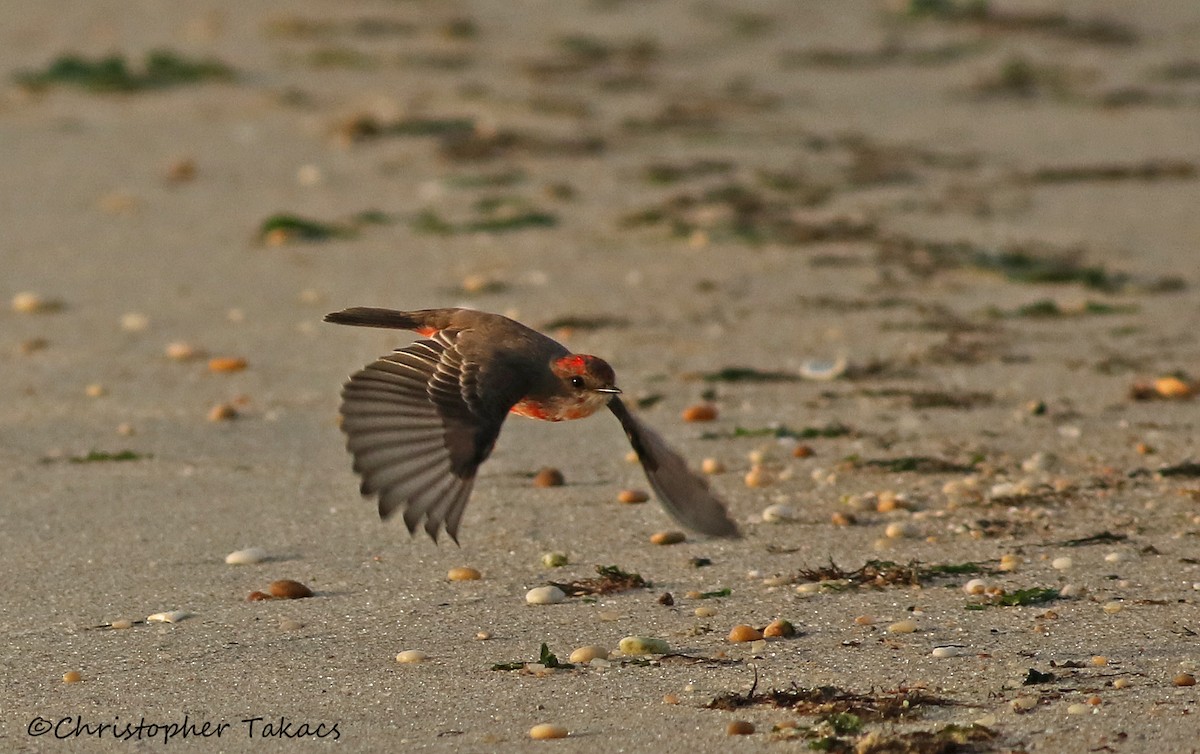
[68, 450, 148, 463]
[16, 50, 234, 92]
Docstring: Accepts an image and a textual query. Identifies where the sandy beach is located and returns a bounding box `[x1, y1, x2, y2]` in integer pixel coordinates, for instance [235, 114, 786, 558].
[3, 1, 1200, 751]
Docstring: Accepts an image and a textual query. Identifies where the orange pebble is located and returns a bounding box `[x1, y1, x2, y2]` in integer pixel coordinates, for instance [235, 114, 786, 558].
[682, 403, 718, 422]
[726, 720, 755, 735]
[533, 467, 565, 487]
[208, 357, 247, 373]
[618, 489, 650, 504]
[268, 579, 313, 599]
[727, 624, 763, 643]
[247, 591, 273, 601]
[650, 531, 686, 546]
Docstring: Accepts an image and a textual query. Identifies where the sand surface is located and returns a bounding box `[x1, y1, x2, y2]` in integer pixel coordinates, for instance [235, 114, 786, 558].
[3, 1, 1200, 752]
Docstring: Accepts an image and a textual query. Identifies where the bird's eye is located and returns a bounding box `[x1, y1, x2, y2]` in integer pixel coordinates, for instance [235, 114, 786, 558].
[570, 376, 585, 389]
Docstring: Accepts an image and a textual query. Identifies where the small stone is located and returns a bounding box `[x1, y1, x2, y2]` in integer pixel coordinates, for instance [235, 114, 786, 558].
[529, 724, 568, 740]
[12, 291, 62, 314]
[830, 512, 856, 526]
[19, 337, 50, 354]
[662, 693, 680, 705]
[1066, 703, 1090, 715]
[1154, 376, 1193, 399]
[296, 164, 323, 187]
[247, 591, 272, 601]
[109, 619, 133, 630]
[726, 720, 755, 736]
[208, 356, 248, 373]
[763, 619, 796, 638]
[657, 592, 674, 605]
[681, 403, 718, 422]
[1091, 656, 1108, 666]
[268, 580, 313, 599]
[1102, 601, 1123, 615]
[618, 488, 649, 504]
[448, 566, 482, 581]
[525, 586, 566, 605]
[854, 615, 874, 626]
[1060, 583, 1086, 599]
[744, 466, 773, 488]
[533, 467, 565, 487]
[695, 606, 717, 618]
[1113, 678, 1131, 689]
[963, 578, 987, 595]
[618, 636, 670, 655]
[1103, 552, 1126, 563]
[280, 619, 304, 631]
[541, 552, 569, 568]
[1011, 696, 1037, 713]
[84, 384, 107, 398]
[884, 522, 913, 539]
[761, 504, 795, 523]
[727, 624, 763, 643]
[999, 554, 1020, 572]
[1087, 695, 1102, 706]
[568, 645, 609, 663]
[1173, 673, 1196, 687]
[931, 645, 964, 658]
[701, 457, 726, 474]
[792, 444, 814, 458]
[1051, 556, 1073, 571]
[888, 619, 918, 634]
[146, 610, 190, 623]
[225, 547, 269, 565]
[650, 530, 686, 545]
[208, 403, 238, 422]
[165, 341, 202, 361]
[395, 650, 428, 664]
[120, 312, 150, 332]
[165, 157, 197, 183]
[62, 671, 82, 684]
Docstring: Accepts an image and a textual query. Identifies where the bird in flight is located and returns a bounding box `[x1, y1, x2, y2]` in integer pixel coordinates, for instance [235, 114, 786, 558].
[325, 307, 740, 543]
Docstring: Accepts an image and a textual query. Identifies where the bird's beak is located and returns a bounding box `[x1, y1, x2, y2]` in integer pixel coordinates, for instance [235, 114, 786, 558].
[595, 387, 622, 394]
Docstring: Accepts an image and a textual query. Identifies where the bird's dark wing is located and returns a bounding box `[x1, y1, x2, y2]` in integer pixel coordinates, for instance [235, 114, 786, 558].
[608, 396, 741, 538]
[338, 330, 521, 542]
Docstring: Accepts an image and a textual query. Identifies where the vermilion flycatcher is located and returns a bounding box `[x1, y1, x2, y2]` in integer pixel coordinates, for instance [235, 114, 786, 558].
[326, 307, 740, 542]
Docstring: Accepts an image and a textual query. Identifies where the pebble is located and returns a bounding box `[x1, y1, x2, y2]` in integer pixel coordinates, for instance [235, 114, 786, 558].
[887, 620, 918, 634]
[681, 403, 718, 422]
[1060, 583, 1086, 598]
[618, 636, 670, 655]
[1155, 376, 1192, 399]
[884, 522, 913, 539]
[1113, 678, 1131, 689]
[525, 586, 566, 605]
[110, 619, 133, 630]
[85, 384, 107, 398]
[448, 566, 482, 581]
[744, 466, 773, 488]
[475, 631, 493, 641]
[62, 671, 82, 684]
[280, 619, 304, 631]
[247, 591, 272, 601]
[165, 342, 202, 361]
[1091, 655, 1109, 666]
[695, 606, 717, 618]
[541, 552, 569, 568]
[120, 312, 150, 332]
[763, 619, 796, 638]
[268, 580, 313, 599]
[963, 578, 987, 595]
[1051, 556, 1073, 571]
[726, 720, 755, 736]
[1103, 552, 1126, 563]
[1174, 673, 1197, 687]
[208, 403, 238, 421]
[208, 356, 248, 373]
[618, 489, 649, 504]
[225, 547, 269, 565]
[165, 157, 197, 183]
[999, 554, 1020, 572]
[1102, 601, 1123, 614]
[662, 693, 680, 705]
[1011, 696, 1037, 713]
[701, 457, 726, 474]
[529, 724, 569, 740]
[931, 645, 964, 658]
[761, 504, 795, 523]
[792, 444, 814, 458]
[727, 624, 763, 643]
[830, 512, 856, 527]
[533, 467, 565, 487]
[1066, 703, 1090, 715]
[147, 610, 190, 623]
[568, 645, 609, 663]
[854, 615, 874, 626]
[650, 530, 686, 545]
[395, 650, 428, 664]
[12, 291, 60, 314]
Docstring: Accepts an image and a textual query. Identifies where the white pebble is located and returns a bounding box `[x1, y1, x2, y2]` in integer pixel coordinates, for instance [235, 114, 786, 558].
[761, 504, 796, 523]
[525, 585, 566, 605]
[1066, 703, 1091, 715]
[884, 522, 913, 539]
[146, 610, 190, 624]
[1011, 696, 1038, 712]
[931, 645, 964, 658]
[395, 650, 427, 663]
[225, 547, 269, 565]
[120, 312, 150, 332]
[888, 619, 918, 634]
[568, 645, 609, 663]
[618, 636, 670, 655]
[1103, 552, 1126, 563]
[1059, 583, 1086, 598]
[1052, 556, 1073, 570]
[963, 578, 987, 595]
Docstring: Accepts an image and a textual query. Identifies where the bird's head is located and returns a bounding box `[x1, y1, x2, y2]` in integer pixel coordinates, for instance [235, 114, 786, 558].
[551, 354, 621, 402]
